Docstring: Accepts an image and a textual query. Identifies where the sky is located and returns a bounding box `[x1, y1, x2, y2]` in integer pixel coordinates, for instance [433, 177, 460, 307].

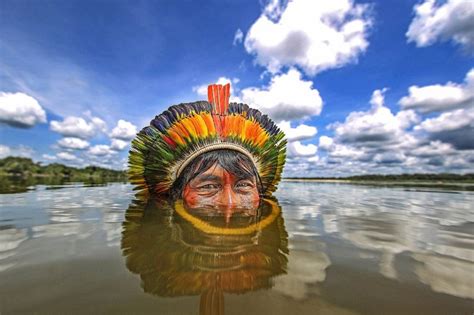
[0, 0, 473, 177]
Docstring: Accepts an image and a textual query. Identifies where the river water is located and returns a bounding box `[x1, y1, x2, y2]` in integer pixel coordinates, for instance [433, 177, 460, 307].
[0, 181, 473, 314]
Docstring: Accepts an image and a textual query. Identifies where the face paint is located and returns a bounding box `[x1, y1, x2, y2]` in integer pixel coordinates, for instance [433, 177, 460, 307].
[183, 163, 260, 221]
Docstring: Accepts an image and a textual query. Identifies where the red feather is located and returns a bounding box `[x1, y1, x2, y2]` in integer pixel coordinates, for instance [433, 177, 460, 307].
[208, 83, 231, 115]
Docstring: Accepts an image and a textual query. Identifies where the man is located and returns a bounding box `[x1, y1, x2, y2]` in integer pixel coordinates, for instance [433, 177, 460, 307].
[171, 149, 261, 209]
[128, 83, 286, 211]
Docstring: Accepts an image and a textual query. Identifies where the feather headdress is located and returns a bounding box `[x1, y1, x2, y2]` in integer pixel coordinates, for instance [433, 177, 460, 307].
[128, 83, 286, 196]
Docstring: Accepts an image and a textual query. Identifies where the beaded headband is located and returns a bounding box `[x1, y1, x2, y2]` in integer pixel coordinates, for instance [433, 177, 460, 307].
[128, 83, 286, 196]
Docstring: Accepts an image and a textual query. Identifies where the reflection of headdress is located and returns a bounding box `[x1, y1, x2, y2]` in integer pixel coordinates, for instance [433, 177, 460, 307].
[121, 197, 288, 297]
[128, 84, 286, 196]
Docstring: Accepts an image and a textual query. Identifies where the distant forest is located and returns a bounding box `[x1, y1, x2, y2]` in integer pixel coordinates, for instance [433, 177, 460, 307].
[1, 156, 473, 182]
[0, 156, 127, 180]
[285, 173, 474, 182]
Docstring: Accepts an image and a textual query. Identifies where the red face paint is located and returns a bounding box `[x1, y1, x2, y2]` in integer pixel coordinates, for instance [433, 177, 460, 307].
[183, 163, 260, 219]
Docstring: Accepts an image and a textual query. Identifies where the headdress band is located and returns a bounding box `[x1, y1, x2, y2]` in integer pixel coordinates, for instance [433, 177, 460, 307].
[128, 83, 286, 196]
[173, 142, 258, 180]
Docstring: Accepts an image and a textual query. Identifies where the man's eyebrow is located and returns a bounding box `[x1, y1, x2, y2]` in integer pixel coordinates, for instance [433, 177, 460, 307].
[193, 174, 221, 182]
[236, 174, 256, 181]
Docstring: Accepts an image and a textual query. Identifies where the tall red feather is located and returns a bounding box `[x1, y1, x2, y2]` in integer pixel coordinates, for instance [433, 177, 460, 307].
[208, 83, 230, 115]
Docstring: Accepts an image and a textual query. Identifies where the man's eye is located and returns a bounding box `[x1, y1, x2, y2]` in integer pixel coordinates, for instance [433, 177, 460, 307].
[236, 182, 254, 188]
[199, 184, 220, 190]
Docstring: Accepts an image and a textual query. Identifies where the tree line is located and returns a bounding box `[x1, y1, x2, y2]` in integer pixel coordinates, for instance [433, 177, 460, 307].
[285, 173, 474, 182]
[0, 156, 127, 180]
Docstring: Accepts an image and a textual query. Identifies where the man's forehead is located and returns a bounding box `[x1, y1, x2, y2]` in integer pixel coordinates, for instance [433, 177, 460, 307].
[193, 164, 255, 181]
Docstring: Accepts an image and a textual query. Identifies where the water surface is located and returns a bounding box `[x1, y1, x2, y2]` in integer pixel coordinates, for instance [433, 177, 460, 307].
[0, 182, 473, 314]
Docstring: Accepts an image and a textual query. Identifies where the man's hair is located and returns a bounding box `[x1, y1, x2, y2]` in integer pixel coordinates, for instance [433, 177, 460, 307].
[170, 149, 262, 200]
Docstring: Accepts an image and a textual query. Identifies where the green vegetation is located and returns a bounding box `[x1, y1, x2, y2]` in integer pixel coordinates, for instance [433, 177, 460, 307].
[0, 156, 127, 180]
[284, 173, 474, 182]
[0, 156, 127, 193]
[284, 173, 474, 191]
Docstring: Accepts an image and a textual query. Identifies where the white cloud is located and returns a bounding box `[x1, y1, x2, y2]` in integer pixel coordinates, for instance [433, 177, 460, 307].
[57, 137, 90, 150]
[278, 121, 317, 142]
[109, 119, 138, 141]
[415, 107, 474, 133]
[244, 0, 372, 75]
[83, 110, 107, 133]
[331, 89, 419, 144]
[318, 136, 334, 151]
[0, 145, 11, 158]
[370, 88, 387, 108]
[57, 152, 77, 161]
[329, 143, 365, 159]
[110, 139, 129, 151]
[373, 152, 405, 164]
[88, 144, 117, 156]
[414, 107, 474, 150]
[240, 68, 323, 121]
[443, 151, 474, 169]
[288, 141, 318, 157]
[406, 0, 474, 52]
[233, 28, 244, 45]
[0, 39, 129, 122]
[410, 141, 455, 158]
[50, 116, 106, 139]
[282, 87, 474, 176]
[42, 154, 57, 161]
[0, 144, 34, 158]
[399, 68, 474, 113]
[0, 92, 46, 128]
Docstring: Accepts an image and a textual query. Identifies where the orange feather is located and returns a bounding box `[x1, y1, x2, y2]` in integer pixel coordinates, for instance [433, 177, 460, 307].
[173, 122, 190, 139]
[191, 115, 208, 138]
[168, 130, 185, 146]
[181, 118, 197, 138]
[208, 85, 215, 105]
[202, 113, 216, 135]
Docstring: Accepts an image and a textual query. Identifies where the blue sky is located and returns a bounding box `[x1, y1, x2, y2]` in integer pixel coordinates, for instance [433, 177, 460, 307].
[1, 0, 473, 176]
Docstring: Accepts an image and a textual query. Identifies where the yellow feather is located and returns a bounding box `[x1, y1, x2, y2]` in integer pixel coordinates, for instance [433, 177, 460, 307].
[181, 118, 197, 138]
[192, 114, 208, 138]
[255, 128, 269, 146]
[202, 113, 216, 135]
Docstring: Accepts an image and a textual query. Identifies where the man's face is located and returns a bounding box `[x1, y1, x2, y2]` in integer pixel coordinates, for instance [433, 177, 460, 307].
[183, 163, 260, 215]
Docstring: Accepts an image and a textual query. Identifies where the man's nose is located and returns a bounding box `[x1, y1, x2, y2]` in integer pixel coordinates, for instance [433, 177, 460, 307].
[218, 184, 239, 207]
[217, 185, 240, 223]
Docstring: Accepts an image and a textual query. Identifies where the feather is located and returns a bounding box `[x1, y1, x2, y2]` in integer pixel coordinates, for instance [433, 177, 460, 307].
[168, 130, 185, 146]
[191, 114, 208, 138]
[202, 112, 216, 135]
[181, 118, 197, 139]
[128, 84, 286, 197]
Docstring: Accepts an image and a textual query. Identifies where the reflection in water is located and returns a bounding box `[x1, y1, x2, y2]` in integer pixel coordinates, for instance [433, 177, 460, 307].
[332, 209, 474, 297]
[0, 182, 473, 314]
[277, 182, 474, 305]
[413, 253, 474, 299]
[272, 249, 330, 300]
[0, 175, 125, 194]
[0, 228, 28, 272]
[121, 197, 289, 314]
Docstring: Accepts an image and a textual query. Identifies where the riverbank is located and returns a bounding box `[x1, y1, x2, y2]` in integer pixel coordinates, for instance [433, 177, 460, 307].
[0, 157, 127, 193]
[282, 178, 474, 191]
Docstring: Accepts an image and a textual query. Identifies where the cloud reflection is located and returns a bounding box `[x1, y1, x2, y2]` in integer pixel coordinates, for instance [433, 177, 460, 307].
[275, 182, 474, 299]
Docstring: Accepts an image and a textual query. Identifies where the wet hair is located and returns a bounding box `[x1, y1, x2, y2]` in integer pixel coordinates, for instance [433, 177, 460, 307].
[170, 149, 262, 200]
